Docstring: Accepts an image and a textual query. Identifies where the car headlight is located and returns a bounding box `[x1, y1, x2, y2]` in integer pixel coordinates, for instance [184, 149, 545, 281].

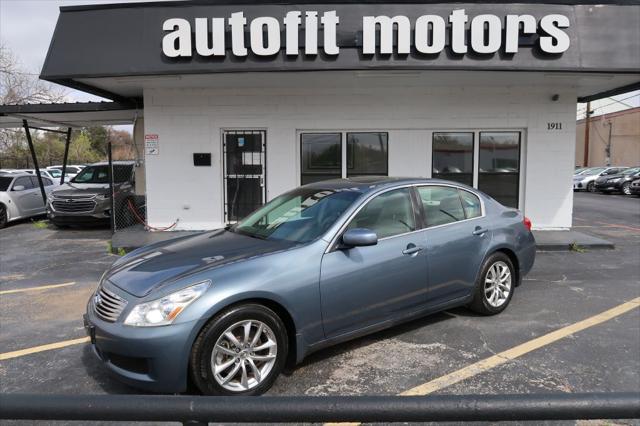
[95, 193, 111, 200]
[124, 280, 210, 327]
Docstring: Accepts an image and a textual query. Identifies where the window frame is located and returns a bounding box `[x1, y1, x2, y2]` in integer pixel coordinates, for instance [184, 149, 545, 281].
[12, 176, 34, 191]
[326, 183, 486, 253]
[345, 131, 389, 178]
[431, 131, 475, 186]
[478, 131, 522, 209]
[300, 132, 343, 185]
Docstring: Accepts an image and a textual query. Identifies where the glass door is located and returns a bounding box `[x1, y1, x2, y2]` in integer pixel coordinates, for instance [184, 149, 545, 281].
[478, 132, 521, 208]
[223, 130, 266, 222]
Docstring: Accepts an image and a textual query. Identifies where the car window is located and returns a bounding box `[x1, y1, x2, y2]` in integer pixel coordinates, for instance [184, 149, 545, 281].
[47, 169, 62, 178]
[418, 185, 466, 227]
[346, 188, 416, 239]
[459, 189, 482, 219]
[13, 176, 34, 190]
[41, 177, 53, 186]
[621, 168, 640, 175]
[583, 167, 606, 175]
[0, 177, 13, 191]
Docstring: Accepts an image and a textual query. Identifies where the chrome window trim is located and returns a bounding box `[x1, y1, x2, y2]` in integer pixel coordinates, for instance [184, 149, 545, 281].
[325, 182, 486, 253]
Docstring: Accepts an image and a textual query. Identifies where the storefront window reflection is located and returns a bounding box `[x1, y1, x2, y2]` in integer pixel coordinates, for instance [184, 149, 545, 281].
[301, 133, 342, 185]
[478, 132, 521, 208]
[432, 132, 474, 186]
[347, 132, 388, 177]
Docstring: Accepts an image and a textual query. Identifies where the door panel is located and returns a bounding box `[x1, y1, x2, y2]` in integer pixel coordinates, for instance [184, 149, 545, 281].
[416, 185, 492, 304]
[223, 131, 266, 222]
[320, 234, 429, 338]
[320, 187, 428, 338]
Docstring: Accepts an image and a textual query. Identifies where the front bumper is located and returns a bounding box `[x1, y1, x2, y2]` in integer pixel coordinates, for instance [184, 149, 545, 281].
[573, 181, 585, 190]
[84, 307, 198, 393]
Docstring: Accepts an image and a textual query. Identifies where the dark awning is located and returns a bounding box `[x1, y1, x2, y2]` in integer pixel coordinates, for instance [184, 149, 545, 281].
[0, 101, 142, 129]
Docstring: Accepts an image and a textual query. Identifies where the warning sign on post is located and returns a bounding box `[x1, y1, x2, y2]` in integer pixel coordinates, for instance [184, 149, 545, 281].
[145, 134, 159, 155]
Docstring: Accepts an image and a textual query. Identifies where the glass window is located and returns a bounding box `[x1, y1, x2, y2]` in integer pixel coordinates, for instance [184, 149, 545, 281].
[301, 133, 342, 185]
[234, 187, 361, 243]
[418, 186, 465, 227]
[347, 188, 415, 239]
[432, 132, 474, 186]
[347, 132, 388, 177]
[0, 177, 13, 191]
[13, 176, 34, 190]
[73, 166, 109, 184]
[459, 189, 482, 219]
[478, 132, 521, 208]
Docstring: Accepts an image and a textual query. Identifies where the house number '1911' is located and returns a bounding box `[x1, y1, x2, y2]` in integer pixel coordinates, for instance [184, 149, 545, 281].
[547, 122, 563, 130]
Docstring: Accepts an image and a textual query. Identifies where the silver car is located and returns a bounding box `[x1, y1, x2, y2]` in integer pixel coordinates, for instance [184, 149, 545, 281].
[0, 172, 56, 228]
[573, 166, 628, 192]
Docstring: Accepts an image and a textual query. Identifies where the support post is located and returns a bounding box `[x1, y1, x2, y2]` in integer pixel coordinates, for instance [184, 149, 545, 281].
[583, 101, 591, 167]
[108, 138, 115, 233]
[22, 120, 47, 205]
[61, 127, 72, 184]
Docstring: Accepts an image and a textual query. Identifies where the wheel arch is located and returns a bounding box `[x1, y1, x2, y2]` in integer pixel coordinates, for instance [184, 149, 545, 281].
[193, 296, 300, 373]
[489, 247, 521, 286]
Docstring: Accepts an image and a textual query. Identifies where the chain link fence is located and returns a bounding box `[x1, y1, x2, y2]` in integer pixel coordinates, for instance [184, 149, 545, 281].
[110, 146, 146, 233]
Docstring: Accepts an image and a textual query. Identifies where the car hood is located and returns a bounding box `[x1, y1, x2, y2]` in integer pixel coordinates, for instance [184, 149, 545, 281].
[52, 182, 110, 197]
[105, 229, 295, 297]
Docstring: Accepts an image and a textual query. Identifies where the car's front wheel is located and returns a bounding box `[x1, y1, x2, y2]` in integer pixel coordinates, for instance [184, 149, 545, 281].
[0, 204, 7, 229]
[469, 253, 515, 315]
[622, 182, 632, 195]
[587, 182, 596, 192]
[190, 304, 288, 396]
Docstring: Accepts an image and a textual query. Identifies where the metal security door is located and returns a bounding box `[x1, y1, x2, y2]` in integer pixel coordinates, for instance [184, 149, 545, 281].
[223, 130, 266, 222]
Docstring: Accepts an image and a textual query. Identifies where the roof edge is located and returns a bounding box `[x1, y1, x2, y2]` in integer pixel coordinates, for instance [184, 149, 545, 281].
[60, 0, 640, 12]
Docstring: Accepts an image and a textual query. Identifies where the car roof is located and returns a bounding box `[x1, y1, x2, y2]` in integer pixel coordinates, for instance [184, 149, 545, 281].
[87, 161, 136, 166]
[302, 176, 477, 194]
[0, 171, 29, 177]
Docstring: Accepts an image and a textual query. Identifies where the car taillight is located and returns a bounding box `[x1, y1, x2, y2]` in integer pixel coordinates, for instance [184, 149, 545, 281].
[523, 216, 532, 231]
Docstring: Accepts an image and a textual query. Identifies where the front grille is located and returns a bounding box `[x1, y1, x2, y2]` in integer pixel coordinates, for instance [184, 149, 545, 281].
[94, 286, 128, 322]
[52, 199, 96, 213]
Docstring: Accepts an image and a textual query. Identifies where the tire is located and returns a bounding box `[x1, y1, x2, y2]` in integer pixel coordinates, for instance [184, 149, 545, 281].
[469, 253, 515, 315]
[586, 182, 596, 193]
[0, 204, 7, 229]
[190, 304, 288, 396]
[622, 182, 632, 195]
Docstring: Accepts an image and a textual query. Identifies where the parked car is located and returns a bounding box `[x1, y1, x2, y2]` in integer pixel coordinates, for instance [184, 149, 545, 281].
[594, 167, 640, 195]
[47, 161, 136, 227]
[20, 169, 62, 182]
[47, 164, 85, 180]
[573, 167, 628, 192]
[84, 177, 536, 395]
[629, 178, 640, 196]
[0, 171, 56, 228]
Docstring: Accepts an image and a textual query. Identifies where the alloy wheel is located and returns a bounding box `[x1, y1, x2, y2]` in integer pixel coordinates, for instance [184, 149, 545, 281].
[622, 182, 631, 195]
[211, 320, 278, 392]
[587, 182, 596, 193]
[484, 261, 512, 308]
[0, 204, 6, 228]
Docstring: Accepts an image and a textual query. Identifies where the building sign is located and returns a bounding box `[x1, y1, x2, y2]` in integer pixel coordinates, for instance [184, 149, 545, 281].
[162, 9, 570, 59]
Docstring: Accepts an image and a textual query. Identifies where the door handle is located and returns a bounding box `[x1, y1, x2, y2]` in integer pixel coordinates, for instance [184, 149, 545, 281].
[402, 245, 423, 255]
[473, 227, 488, 236]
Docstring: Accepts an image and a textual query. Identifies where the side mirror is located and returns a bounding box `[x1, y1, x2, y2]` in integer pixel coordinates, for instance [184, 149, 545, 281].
[342, 228, 378, 247]
[12, 185, 25, 191]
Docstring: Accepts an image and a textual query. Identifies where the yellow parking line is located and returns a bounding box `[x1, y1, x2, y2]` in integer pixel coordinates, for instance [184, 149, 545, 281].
[325, 297, 640, 426]
[0, 282, 76, 295]
[0, 337, 90, 361]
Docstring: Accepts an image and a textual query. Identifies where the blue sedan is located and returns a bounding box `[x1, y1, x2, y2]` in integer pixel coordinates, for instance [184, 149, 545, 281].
[84, 177, 536, 395]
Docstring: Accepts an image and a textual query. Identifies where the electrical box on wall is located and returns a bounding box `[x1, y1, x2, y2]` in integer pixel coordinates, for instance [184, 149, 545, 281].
[193, 153, 211, 166]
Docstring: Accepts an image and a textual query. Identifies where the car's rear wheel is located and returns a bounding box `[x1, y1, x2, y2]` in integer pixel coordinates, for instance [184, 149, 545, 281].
[469, 253, 515, 315]
[190, 304, 288, 396]
[587, 182, 596, 193]
[0, 204, 7, 229]
[622, 182, 632, 195]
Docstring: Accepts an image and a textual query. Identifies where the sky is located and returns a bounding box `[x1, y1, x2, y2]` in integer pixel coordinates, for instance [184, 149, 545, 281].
[0, 0, 638, 112]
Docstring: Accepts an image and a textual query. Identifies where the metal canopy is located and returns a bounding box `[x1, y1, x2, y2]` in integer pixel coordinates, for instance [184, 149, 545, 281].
[0, 101, 142, 129]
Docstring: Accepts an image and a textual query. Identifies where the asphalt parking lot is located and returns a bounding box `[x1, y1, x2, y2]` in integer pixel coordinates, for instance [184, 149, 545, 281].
[0, 192, 639, 425]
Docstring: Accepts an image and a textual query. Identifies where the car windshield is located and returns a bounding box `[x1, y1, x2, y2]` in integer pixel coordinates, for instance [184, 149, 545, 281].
[0, 176, 13, 191]
[72, 165, 131, 184]
[621, 167, 640, 175]
[232, 187, 362, 243]
[582, 167, 606, 175]
[47, 169, 62, 178]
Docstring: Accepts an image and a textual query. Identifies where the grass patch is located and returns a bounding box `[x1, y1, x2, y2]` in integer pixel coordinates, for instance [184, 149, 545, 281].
[569, 242, 586, 253]
[32, 220, 48, 230]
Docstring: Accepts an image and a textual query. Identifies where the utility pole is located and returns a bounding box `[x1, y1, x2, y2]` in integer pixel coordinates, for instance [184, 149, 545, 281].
[605, 119, 613, 166]
[583, 101, 591, 167]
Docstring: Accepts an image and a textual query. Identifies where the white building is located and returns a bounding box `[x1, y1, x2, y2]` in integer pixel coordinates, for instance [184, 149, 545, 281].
[31, 1, 640, 230]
